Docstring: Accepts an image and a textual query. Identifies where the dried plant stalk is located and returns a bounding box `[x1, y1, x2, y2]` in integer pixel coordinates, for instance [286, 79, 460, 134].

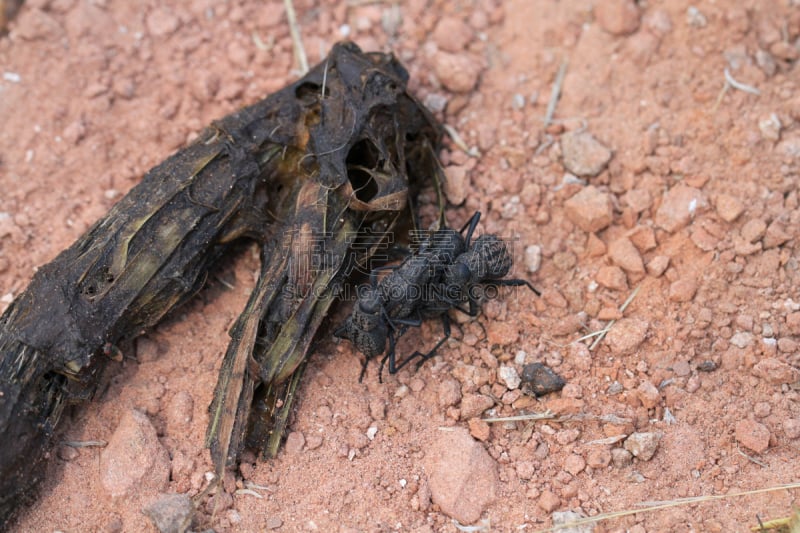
[0, 42, 441, 525]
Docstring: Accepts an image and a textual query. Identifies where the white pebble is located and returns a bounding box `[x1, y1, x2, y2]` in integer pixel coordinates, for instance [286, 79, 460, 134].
[497, 366, 521, 390]
[730, 332, 753, 348]
[524, 245, 542, 273]
[759, 113, 782, 141]
[686, 6, 707, 27]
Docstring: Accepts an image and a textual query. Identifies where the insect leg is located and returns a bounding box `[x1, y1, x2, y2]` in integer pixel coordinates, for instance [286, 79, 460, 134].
[491, 278, 541, 296]
[413, 313, 452, 370]
[333, 324, 348, 339]
[378, 330, 398, 383]
[390, 312, 453, 374]
[460, 211, 482, 247]
[358, 354, 371, 383]
[391, 314, 423, 329]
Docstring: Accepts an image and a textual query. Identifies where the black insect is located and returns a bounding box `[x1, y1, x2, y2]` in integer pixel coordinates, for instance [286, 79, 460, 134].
[336, 211, 539, 380]
[400, 214, 540, 371]
[334, 218, 472, 380]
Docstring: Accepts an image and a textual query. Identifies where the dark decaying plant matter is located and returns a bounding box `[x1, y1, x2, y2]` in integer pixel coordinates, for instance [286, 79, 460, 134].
[0, 41, 442, 525]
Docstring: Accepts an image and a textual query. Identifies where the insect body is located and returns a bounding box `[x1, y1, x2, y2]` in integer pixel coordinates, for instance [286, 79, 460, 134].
[335, 214, 478, 379]
[408, 228, 541, 369]
[337, 211, 539, 379]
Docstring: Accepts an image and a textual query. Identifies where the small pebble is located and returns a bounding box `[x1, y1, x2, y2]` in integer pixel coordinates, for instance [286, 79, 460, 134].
[284, 431, 305, 454]
[623, 189, 653, 213]
[697, 360, 717, 372]
[265, 517, 283, 529]
[764, 220, 791, 248]
[525, 245, 542, 273]
[623, 432, 662, 461]
[686, 6, 707, 27]
[608, 237, 645, 273]
[752, 358, 800, 384]
[515, 461, 536, 481]
[425, 428, 498, 524]
[62, 120, 86, 145]
[595, 0, 641, 36]
[564, 186, 613, 233]
[459, 393, 495, 419]
[786, 312, 800, 335]
[753, 402, 771, 418]
[165, 391, 194, 432]
[468, 418, 491, 441]
[423, 93, 448, 113]
[100, 410, 170, 498]
[2, 72, 21, 83]
[672, 361, 691, 377]
[636, 380, 660, 409]
[715, 194, 744, 222]
[655, 185, 708, 232]
[740, 219, 767, 243]
[146, 7, 181, 37]
[686, 375, 701, 393]
[596, 266, 628, 291]
[729, 332, 753, 349]
[438, 378, 462, 408]
[783, 419, 800, 440]
[605, 318, 649, 355]
[646, 255, 670, 277]
[57, 445, 79, 461]
[432, 16, 474, 52]
[755, 49, 777, 77]
[611, 448, 633, 468]
[735, 419, 770, 453]
[758, 113, 782, 141]
[521, 363, 566, 397]
[306, 435, 323, 450]
[537, 490, 561, 513]
[497, 366, 521, 390]
[555, 428, 581, 445]
[560, 131, 613, 177]
[143, 493, 194, 533]
[433, 52, 481, 93]
[668, 279, 697, 302]
[627, 225, 657, 252]
[586, 448, 612, 468]
[486, 321, 520, 346]
[444, 165, 468, 205]
[564, 454, 586, 475]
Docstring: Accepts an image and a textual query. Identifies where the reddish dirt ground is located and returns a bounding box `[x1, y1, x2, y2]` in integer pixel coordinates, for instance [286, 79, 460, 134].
[1, 1, 800, 531]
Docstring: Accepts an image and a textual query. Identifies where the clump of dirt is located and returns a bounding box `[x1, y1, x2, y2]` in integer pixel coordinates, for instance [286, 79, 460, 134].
[1, 0, 799, 531]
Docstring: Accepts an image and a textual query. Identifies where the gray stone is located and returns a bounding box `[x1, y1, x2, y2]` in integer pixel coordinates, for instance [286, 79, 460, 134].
[143, 493, 194, 533]
[561, 131, 612, 177]
[101, 409, 170, 498]
[425, 428, 497, 524]
[623, 432, 662, 461]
